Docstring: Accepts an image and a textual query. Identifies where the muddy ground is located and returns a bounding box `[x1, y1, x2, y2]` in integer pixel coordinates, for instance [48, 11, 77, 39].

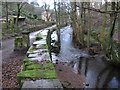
[54, 62, 85, 88]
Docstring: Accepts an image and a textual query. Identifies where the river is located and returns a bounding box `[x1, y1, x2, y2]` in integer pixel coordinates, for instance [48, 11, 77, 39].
[57, 26, 120, 88]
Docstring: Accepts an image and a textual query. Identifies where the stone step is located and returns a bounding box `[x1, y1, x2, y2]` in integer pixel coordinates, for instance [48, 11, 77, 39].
[33, 40, 46, 45]
[22, 79, 63, 88]
[27, 49, 48, 54]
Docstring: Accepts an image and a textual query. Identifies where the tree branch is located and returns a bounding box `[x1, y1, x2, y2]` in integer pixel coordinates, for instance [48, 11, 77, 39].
[77, 6, 120, 14]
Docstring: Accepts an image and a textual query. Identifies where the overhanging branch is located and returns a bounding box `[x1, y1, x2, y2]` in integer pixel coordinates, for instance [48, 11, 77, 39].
[83, 7, 120, 14]
[77, 5, 120, 14]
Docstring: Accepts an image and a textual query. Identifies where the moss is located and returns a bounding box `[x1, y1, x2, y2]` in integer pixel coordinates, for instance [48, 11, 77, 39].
[44, 62, 54, 68]
[14, 37, 23, 47]
[14, 36, 28, 47]
[26, 64, 42, 70]
[24, 56, 29, 59]
[23, 59, 33, 63]
[24, 60, 34, 66]
[36, 44, 48, 49]
[28, 49, 36, 53]
[22, 36, 28, 47]
[26, 62, 54, 70]
[16, 69, 57, 79]
[36, 35, 43, 40]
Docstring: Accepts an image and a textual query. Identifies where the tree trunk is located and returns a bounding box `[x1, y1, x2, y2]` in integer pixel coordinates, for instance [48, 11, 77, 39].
[108, 2, 117, 57]
[54, 0, 61, 50]
[79, 2, 84, 45]
[100, 0, 107, 48]
[87, 2, 91, 48]
[5, 2, 8, 29]
[70, 1, 77, 43]
[16, 3, 20, 27]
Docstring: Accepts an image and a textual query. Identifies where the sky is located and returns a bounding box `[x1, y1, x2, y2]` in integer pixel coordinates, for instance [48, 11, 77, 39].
[28, 0, 54, 9]
[28, 0, 116, 9]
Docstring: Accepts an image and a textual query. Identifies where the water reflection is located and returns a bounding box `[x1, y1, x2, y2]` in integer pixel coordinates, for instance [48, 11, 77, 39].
[72, 57, 120, 88]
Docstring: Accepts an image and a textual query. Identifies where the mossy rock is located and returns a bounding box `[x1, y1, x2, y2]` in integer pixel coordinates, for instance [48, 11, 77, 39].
[23, 59, 34, 63]
[36, 35, 43, 40]
[26, 62, 54, 70]
[27, 48, 36, 53]
[36, 44, 48, 49]
[14, 37, 23, 47]
[17, 69, 57, 79]
[23, 60, 35, 66]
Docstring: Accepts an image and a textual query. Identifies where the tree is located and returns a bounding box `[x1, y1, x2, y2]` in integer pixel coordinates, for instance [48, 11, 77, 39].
[5, 2, 9, 29]
[2, 2, 9, 29]
[87, 2, 91, 48]
[54, 0, 61, 49]
[70, 1, 85, 46]
[42, 3, 51, 21]
[70, 1, 77, 44]
[100, 0, 107, 48]
[16, 2, 26, 26]
[30, 1, 39, 7]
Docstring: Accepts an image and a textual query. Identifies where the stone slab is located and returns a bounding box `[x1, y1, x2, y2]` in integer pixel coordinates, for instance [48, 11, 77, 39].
[39, 30, 49, 36]
[29, 53, 50, 61]
[33, 40, 46, 45]
[51, 53, 58, 64]
[27, 49, 48, 54]
[22, 79, 63, 88]
[28, 54, 38, 58]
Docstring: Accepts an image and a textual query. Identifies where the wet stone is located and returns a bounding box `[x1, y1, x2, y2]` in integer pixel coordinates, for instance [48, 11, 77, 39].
[33, 40, 46, 45]
[39, 30, 49, 35]
[28, 54, 38, 58]
[22, 79, 63, 88]
[51, 53, 58, 63]
[27, 49, 48, 54]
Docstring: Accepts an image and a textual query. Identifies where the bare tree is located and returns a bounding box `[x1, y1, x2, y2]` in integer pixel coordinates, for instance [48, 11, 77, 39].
[16, 2, 26, 26]
[42, 3, 51, 21]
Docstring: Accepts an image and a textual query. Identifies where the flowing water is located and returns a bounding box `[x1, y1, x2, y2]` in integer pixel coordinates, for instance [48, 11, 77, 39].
[58, 26, 90, 62]
[58, 26, 120, 88]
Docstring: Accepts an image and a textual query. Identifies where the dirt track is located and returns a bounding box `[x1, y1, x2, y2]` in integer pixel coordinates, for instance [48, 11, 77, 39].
[2, 38, 27, 88]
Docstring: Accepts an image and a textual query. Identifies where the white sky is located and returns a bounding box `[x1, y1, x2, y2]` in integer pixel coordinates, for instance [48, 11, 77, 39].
[28, 0, 54, 9]
[28, 0, 116, 9]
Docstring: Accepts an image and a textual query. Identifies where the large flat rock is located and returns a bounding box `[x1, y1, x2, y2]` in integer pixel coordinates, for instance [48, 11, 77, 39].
[22, 79, 63, 88]
[27, 49, 48, 54]
[28, 52, 50, 61]
[28, 53, 38, 58]
[33, 40, 46, 45]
